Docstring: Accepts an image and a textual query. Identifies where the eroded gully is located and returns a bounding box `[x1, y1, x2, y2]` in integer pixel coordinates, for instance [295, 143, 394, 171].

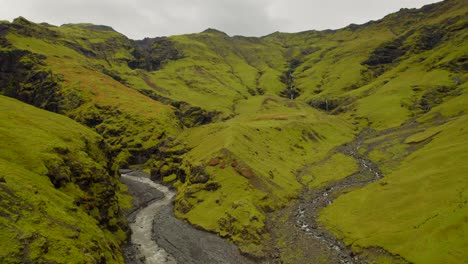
[120, 135, 391, 263]
[293, 135, 385, 264]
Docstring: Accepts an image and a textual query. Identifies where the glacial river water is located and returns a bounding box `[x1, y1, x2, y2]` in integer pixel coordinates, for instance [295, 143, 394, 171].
[121, 174, 177, 264]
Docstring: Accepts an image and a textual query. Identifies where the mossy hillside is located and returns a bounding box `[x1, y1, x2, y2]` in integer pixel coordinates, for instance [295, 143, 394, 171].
[348, 21, 467, 130]
[311, 18, 467, 264]
[106, 0, 464, 130]
[5, 1, 464, 134]
[4, 0, 466, 128]
[141, 33, 253, 116]
[168, 96, 354, 255]
[319, 113, 468, 263]
[260, 0, 467, 130]
[0, 160, 129, 264]
[129, 4, 467, 254]
[210, 2, 467, 259]
[142, 32, 288, 117]
[313, 3, 468, 260]
[0, 95, 129, 263]
[222, 35, 290, 96]
[55, 23, 135, 63]
[0, 0, 466, 261]
[4, 22, 182, 167]
[261, 26, 395, 101]
[0, 48, 64, 112]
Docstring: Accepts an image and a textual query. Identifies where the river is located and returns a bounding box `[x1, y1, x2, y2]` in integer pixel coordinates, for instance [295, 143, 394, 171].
[121, 173, 177, 264]
[121, 170, 254, 264]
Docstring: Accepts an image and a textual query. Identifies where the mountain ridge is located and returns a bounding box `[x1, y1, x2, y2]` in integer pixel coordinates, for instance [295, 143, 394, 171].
[0, 0, 467, 262]
[4, 0, 453, 40]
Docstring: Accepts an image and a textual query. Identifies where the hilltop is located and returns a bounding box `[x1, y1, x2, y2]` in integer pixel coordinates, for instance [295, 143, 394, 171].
[0, 0, 467, 262]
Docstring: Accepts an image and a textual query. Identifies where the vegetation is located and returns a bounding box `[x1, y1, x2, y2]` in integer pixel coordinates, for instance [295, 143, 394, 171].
[0, 95, 130, 263]
[169, 96, 354, 255]
[0, 0, 466, 262]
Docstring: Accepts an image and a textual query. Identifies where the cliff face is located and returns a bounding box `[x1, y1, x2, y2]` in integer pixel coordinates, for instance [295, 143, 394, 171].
[0, 0, 467, 262]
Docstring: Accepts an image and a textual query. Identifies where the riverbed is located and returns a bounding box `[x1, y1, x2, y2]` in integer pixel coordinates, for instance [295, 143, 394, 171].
[120, 170, 254, 264]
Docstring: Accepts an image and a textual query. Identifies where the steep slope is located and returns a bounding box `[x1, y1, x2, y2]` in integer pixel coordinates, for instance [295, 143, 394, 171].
[263, 0, 467, 130]
[263, 0, 467, 262]
[320, 113, 468, 263]
[1, 18, 182, 170]
[0, 0, 467, 262]
[0, 95, 130, 263]
[146, 0, 467, 260]
[167, 96, 354, 254]
[146, 30, 288, 117]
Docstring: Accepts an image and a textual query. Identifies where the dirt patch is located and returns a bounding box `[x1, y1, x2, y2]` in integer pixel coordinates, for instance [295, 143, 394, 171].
[208, 158, 220, 166]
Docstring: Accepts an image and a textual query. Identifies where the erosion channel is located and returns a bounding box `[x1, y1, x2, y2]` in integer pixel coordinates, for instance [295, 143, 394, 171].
[120, 170, 254, 264]
[293, 136, 384, 264]
[265, 131, 410, 264]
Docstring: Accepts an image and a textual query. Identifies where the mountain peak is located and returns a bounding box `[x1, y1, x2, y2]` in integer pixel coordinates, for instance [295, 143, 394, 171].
[201, 28, 228, 36]
[12, 16, 33, 25]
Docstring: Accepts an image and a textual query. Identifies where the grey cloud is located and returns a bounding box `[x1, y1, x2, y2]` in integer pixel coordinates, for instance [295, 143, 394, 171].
[0, 0, 442, 39]
[267, 0, 443, 32]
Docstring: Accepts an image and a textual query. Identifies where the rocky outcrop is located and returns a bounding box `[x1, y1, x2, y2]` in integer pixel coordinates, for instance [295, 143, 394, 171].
[173, 101, 220, 128]
[139, 89, 221, 127]
[0, 49, 65, 113]
[129, 37, 184, 71]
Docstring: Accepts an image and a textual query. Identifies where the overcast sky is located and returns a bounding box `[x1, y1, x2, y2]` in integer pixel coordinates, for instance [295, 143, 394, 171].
[1, 0, 442, 39]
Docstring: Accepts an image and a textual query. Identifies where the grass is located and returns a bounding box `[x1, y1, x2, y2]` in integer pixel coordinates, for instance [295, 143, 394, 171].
[319, 114, 468, 263]
[171, 95, 354, 256]
[6, 30, 182, 168]
[313, 21, 468, 256]
[0, 96, 128, 263]
[0, 96, 100, 174]
[313, 5, 468, 261]
[1, 1, 467, 261]
[301, 152, 360, 189]
[0, 160, 123, 263]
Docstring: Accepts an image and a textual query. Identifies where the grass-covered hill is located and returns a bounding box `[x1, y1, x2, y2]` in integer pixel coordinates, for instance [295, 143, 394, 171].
[0, 95, 131, 263]
[0, 0, 467, 262]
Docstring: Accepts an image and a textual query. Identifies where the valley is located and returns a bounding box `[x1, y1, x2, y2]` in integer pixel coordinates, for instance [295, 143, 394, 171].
[0, 0, 467, 263]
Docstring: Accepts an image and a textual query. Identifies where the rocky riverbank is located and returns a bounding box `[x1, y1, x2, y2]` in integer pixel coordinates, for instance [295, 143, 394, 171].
[121, 170, 175, 264]
[264, 131, 409, 263]
[120, 169, 254, 264]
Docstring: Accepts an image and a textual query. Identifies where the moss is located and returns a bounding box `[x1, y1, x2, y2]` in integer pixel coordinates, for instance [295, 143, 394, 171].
[320, 115, 468, 263]
[163, 174, 177, 183]
[0, 96, 126, 263]
[5, 25, 183, 172]
[112, 149, 131, 172]
[1, 3, 467, 261]
[300, 152, 360, 188]
[169, 96, 354, 255]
